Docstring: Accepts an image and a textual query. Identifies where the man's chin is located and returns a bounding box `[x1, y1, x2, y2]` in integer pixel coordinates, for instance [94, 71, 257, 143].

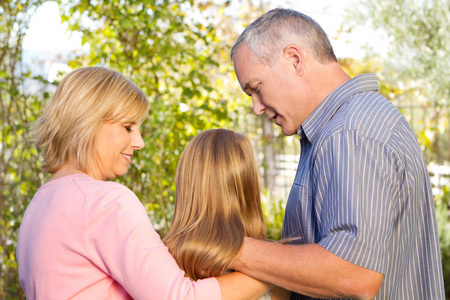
[281, 127, 297, 136]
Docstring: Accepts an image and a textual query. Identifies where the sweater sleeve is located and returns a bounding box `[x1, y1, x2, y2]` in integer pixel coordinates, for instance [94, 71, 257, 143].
[83, 183, 221, 300]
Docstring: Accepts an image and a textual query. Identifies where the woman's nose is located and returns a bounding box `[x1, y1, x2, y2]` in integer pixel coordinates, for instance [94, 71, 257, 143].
[133, 131, 145, 150]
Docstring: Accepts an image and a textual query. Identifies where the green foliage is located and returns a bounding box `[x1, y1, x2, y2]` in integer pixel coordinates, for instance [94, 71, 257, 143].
[58, 0, 237, 234]
[0, 0, 48, 298]
[339, 57, 404, 100]
[261, 190, 285, 241]
[436, 186, 450, 298]
[344, 0, 450, 163]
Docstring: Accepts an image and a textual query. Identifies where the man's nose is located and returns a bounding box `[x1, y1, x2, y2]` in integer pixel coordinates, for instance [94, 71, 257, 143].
[252, 97, 265, 116]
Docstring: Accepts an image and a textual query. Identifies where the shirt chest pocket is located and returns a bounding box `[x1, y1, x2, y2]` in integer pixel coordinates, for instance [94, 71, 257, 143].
[283, 182, 316, 243]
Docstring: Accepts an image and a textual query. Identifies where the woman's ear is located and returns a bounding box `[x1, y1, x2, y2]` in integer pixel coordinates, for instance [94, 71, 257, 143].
[283, 45, 304, 77]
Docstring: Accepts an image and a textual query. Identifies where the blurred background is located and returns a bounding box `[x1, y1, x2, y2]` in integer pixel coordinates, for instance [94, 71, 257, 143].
[1, 0, 449, 298]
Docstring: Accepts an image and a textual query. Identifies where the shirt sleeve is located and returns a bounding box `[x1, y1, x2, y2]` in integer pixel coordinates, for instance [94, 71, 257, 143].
[313, 129, 401, 274]
[83, 183, 221, 300]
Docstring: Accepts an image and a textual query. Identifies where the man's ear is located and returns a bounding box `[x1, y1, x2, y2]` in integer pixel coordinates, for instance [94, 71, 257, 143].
[283, 45, 304, 77]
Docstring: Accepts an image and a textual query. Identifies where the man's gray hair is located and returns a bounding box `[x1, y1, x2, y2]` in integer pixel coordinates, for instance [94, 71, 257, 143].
[231, 8, 337, 66]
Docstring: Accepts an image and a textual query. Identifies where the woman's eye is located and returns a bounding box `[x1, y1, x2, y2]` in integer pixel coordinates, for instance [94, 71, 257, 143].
[124, 126, 132, 132]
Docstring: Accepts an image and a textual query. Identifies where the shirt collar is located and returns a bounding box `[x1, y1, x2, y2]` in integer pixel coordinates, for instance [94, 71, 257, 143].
[297, 73, 379, 142]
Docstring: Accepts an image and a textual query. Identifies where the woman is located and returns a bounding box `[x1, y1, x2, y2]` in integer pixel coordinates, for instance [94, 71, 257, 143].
[16, 67, 269, 299]
[164, 129, 290, 300]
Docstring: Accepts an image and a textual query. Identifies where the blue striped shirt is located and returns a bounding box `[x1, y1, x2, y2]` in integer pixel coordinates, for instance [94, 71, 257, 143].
[282, 74, 445, 299]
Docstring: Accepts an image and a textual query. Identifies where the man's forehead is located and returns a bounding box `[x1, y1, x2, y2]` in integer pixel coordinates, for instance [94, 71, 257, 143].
[234, 44, 256, 64]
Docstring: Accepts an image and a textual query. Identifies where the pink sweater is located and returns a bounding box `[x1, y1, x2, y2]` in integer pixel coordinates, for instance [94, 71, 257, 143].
[17, 174, 221, 299]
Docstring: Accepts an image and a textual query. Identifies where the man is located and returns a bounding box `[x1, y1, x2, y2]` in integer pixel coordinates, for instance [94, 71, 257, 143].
[230, 8, 445, 299]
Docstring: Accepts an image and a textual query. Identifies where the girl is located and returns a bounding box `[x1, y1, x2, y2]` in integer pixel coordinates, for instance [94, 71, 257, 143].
[164, 128, 290, 300]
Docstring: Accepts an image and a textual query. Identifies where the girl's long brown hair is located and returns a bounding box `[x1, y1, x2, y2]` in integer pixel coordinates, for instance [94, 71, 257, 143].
[163, 129, 267, 280]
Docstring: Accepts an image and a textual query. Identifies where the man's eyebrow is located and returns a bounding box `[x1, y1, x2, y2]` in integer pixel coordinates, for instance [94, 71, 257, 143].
[243, 80, 257, 92]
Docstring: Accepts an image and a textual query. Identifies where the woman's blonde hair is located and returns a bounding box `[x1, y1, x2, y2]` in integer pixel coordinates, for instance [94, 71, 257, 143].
[163, 129, 267, 281]
[33, 66, 149, 174]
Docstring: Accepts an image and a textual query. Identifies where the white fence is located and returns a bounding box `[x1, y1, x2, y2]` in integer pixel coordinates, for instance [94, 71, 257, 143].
[271, 155, 450, 199]
[429, 163, 450, 197]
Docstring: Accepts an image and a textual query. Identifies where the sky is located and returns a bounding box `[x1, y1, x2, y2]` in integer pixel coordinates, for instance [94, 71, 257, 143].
[22, 0, 388, 81]
[23, 0, 387, 55]
[23, 2, 83, 52]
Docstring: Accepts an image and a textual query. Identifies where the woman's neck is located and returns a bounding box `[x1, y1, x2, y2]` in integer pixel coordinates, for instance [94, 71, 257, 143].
[50, 163, 87, 182]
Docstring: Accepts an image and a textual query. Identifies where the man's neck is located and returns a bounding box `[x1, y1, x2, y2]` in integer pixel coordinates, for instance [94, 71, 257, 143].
[308, 62, 351, 106]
